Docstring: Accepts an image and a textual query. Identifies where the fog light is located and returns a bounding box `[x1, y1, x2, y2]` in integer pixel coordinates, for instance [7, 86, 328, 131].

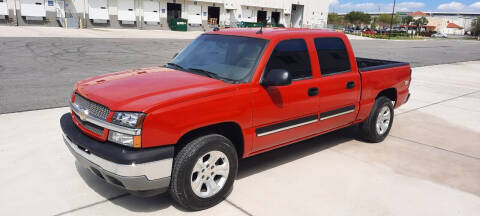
[108, 131, 134, 147]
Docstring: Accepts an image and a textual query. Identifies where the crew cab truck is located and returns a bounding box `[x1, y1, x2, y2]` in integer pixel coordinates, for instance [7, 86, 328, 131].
[60, 28, 411, 210]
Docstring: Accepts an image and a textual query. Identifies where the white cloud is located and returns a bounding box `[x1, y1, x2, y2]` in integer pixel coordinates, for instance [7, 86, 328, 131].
[390, 2, 426, 12]
[331, 1, 424, 13]
[397, 2, 425, 9]
[329, 0, 339, 5]
[437, 1, 466, 11]
[471, 2, 480, 10]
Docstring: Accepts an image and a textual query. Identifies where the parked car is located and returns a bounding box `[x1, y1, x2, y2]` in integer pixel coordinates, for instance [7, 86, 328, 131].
[362, 29, 376, 35]
[60, 28, 411, 210]
[432, 32, 448, 38]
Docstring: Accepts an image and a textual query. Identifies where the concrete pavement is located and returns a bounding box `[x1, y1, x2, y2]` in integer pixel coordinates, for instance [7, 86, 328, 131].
[1, 61, 480, 216]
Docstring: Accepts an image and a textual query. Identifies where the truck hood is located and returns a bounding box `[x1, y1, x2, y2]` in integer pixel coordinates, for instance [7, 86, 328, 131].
[75, 67, 232, 112]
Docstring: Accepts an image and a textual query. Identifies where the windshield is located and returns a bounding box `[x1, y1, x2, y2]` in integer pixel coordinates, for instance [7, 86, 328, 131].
[169, 34, 267, 82]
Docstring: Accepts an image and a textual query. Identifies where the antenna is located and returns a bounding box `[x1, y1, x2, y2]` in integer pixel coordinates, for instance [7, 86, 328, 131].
[257, 17, 270, 34]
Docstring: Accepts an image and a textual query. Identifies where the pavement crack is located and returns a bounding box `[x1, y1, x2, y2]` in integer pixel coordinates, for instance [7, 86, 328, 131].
[52, 193, 130, 216]
[390, 135, 480, 161]
[397, 89, 480, 116]
[225, 199, 254, 216]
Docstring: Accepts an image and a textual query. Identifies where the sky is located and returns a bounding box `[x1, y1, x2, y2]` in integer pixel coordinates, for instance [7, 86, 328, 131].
[329, 0, 480, 13]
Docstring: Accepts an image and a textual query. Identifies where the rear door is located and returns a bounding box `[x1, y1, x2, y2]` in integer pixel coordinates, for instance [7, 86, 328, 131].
[252, 39, 320, 152]
[314, 37, 361, 131]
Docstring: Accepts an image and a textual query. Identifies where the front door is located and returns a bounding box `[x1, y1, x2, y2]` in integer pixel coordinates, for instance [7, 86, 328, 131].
[313, 37, 361, 131]
[252, 39, 319, 152]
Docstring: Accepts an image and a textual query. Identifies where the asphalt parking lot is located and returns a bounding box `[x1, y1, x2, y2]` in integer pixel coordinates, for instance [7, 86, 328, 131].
[1, 29, 480, 215]
[1, 36, 480, 114]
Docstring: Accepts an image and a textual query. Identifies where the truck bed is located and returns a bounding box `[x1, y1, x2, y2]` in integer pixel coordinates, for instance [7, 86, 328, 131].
[357, 58, 409, 72]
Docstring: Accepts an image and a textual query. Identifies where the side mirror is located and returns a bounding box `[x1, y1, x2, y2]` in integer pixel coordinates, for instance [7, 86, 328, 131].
[261, 69, 292, 86]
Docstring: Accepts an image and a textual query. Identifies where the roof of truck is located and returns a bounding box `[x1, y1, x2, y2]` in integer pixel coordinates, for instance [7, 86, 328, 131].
[206, 28, 343, 40]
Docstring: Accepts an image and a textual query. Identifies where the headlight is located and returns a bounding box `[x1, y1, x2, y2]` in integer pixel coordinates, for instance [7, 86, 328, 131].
[108, 131, 141, 148]
[112, 112, 146, 128]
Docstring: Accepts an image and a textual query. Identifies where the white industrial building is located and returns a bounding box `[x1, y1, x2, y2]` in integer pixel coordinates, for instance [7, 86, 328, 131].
[0, 0, 329, 30]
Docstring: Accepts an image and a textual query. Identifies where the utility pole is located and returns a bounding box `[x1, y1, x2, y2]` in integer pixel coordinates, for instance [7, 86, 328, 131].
[388, 0, 396, 39]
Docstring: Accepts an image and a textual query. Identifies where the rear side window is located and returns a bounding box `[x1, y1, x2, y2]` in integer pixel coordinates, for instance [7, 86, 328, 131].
[265, 39, 312, 80]
[314, 38, 351, 76]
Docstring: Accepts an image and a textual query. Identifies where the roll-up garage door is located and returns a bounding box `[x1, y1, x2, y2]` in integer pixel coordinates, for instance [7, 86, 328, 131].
[187, 4, 201, 25]
[242, 8, 253, 22]
[20, 0, 46, 17]
[89, 0, 109, 21]
[143, 0, 160, 23]
[118, 0, 135, 22]
[0, 0, 8, 17]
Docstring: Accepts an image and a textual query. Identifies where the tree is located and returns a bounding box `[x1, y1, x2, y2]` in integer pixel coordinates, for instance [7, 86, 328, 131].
[344, 11, 371, 26]
[376, 14, 400, 27]
[414, 17, 428, 26]
[471, 17, 480, 36]
[328, 13, 344, 26]
[402, 16, 414, 25]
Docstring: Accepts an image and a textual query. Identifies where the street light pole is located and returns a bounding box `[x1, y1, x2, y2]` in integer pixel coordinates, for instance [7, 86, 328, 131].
[388, 0, 396, 39]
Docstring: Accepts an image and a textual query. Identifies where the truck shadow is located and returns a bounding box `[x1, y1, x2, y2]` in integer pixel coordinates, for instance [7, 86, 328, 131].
[75, 163, 183, 212]
[237, 125, 361, 179]
[76, 125, 362, 213]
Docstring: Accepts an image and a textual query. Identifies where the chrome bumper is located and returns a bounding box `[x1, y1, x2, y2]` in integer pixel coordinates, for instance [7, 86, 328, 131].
[63, 133, 172, 192]
[63, 133, 172, 180]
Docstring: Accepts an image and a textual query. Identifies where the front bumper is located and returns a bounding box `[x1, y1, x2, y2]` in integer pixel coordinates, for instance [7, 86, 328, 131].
[60, 113, 173, 193]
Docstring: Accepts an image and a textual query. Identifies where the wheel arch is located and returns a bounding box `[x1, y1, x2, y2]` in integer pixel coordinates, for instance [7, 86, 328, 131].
[376, 88, 397, 103]
[175, 122, 245, 158]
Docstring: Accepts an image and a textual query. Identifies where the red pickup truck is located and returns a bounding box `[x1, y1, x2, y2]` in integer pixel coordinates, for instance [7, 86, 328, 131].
[60, 28, 411, 210]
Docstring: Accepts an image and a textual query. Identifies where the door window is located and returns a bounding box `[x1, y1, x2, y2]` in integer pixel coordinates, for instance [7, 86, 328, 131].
[265, 39, 312, 80]
[314, 38, 351, 76]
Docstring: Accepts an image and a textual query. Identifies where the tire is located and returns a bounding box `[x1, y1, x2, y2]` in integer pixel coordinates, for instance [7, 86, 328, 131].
[360, 96, 394, 143]
[169, 134, 238, 210]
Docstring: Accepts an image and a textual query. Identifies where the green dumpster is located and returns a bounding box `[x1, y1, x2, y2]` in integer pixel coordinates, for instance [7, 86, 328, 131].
[237, 21, 263, 28]
[170, 18, 188, 31]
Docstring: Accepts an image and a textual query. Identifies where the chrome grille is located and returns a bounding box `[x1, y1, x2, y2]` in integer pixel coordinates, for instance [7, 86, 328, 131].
[74, 113, 105, 135]
[74, 94, 110, 120]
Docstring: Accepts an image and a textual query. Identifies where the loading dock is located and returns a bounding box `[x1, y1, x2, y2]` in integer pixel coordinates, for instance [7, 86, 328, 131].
[257, 10, 266, 24]
[187, 4, 201, 25]
[167, 2, 181, 28]
[291, 4, 303, 27]
[117, 0, 135, 24]
[242, 7, 253, 22]
[89, 0, 109, 23]
[207, 6, 219, 25]
[272, 11, 280, 26]
[20, 0, 46, 20]
[143, 0, 160, 24]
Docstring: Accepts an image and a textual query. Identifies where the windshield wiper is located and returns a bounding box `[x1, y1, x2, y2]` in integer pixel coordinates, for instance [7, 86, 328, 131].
[188, 68, 237, 83]
[166, 62, 186, 70]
